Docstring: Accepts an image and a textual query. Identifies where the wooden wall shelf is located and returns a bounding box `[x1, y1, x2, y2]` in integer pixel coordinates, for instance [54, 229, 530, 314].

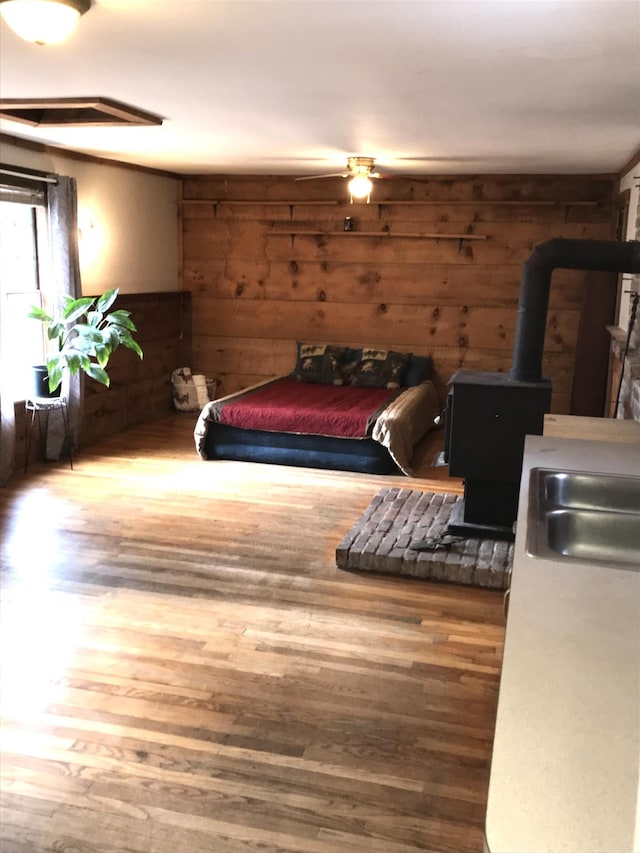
[181, 198, 600, 208]
[182, 199, 339, 206]
[269, 230, 488, 241]
[371, 200, 601, 207]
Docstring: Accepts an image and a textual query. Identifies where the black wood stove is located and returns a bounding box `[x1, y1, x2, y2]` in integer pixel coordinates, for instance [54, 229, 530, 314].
[444, 369, 551, 539]
[443, 238, 640, 541]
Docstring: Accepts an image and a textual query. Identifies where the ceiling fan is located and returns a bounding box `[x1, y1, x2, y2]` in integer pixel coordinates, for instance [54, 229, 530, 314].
[295, 156, 381, 201]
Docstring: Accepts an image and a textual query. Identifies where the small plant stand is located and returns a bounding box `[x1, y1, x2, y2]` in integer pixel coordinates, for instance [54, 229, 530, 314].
[24, 396, 74, 473]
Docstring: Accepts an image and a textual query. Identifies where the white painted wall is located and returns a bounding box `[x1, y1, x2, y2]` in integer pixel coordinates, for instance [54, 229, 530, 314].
[0, 139, 179, 296]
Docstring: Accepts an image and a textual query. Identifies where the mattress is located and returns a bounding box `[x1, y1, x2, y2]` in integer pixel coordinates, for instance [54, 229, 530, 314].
[194, 375, 440, 476]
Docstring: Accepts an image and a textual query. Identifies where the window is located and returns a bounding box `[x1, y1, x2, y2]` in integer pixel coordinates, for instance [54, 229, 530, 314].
[0, 178, 50, 400]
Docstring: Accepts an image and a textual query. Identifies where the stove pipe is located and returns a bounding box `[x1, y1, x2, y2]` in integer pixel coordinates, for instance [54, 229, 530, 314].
[510, 239, 640, 383]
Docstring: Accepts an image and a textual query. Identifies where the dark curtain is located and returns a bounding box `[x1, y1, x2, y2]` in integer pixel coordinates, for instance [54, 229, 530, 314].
[0, 174, 83, 484]
[45, 176, 83, 460]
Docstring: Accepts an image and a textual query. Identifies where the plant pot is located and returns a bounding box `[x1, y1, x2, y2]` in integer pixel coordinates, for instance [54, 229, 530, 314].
[30, 365, 61, 399]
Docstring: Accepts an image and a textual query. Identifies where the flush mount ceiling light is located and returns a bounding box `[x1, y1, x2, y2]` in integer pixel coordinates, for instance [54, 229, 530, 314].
[0, 0, 91, 46]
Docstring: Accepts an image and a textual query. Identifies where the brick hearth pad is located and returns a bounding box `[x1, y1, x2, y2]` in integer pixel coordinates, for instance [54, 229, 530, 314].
[336, 487, 512, 589]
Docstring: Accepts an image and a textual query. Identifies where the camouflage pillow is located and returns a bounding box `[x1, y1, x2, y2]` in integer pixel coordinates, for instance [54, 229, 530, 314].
[293, 342, 348, 385]
[347, 348, 412, 389]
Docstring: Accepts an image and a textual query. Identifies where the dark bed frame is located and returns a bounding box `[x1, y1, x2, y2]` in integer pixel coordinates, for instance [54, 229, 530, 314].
[201, 422, 399, 474]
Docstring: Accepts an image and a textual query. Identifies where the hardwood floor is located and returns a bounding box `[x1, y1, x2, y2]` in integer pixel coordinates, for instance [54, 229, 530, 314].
[0, 416, 505, 853]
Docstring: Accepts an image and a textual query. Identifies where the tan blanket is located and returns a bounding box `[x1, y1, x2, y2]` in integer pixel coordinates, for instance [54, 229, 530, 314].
[372, 380, 440, 475]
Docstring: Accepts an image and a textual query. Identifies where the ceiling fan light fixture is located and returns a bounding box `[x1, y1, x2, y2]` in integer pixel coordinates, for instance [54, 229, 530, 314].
[0, 0, 91, 45]
[348, 174, 373, 202]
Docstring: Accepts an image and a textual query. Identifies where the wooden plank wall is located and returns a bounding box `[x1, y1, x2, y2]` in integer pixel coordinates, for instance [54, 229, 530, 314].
[181, 175, 616, 413]
[14, 291, 192, 468]
[80, 291, 192, 445]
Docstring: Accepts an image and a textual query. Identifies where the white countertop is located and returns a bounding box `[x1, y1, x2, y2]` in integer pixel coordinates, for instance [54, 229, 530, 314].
[485, 435, 640, 853]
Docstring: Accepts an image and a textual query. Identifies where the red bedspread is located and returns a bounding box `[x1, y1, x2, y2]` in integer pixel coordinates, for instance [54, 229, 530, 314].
[218, 377, 398, 438]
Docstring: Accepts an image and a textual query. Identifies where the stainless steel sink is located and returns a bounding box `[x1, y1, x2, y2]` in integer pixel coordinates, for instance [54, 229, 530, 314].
[528, 468, 640, 569]
[542, 470, 640, 514]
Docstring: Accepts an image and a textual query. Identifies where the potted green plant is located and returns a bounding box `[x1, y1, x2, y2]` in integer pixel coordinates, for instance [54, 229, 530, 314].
[28, 288, 143, 396]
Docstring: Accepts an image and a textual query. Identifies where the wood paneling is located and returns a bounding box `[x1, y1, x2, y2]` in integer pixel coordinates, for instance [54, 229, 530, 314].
[80, 292, 192, 446]
[190, 298, 578, 351]
[570, 270, 619, 416]
[13, 291, 192, 469]
[183, 260, 587, 308]
[0, 414, 505, 853]
[181, 174, 615, 203]
[181, 175, 616, 411]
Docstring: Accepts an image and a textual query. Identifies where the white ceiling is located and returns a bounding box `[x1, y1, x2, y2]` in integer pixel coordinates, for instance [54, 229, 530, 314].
[0, 0, 639, 177]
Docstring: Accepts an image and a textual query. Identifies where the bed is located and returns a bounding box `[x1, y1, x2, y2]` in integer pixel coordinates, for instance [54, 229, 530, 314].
[194, 344, 440, 476]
